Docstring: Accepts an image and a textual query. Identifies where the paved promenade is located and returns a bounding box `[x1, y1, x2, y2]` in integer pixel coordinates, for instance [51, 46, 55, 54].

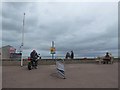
[0, 66, 2, 89]
[2, 63, 118, 88]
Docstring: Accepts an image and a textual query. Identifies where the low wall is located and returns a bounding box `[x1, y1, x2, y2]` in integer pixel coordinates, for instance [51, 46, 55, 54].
[2, 58, 119, 66]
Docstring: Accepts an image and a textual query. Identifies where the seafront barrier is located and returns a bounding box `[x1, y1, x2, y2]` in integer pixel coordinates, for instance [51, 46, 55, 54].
[1, 58, 119, 66]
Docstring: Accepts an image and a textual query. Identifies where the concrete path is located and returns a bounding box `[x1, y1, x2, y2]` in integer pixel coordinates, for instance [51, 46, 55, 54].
[0, 66, 2, 89]
[2, 63, 118, 88]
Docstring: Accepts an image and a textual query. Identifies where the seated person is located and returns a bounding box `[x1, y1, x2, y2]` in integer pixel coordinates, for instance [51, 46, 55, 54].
[103, 52, 111, 64]
[65, 52, 70, 59]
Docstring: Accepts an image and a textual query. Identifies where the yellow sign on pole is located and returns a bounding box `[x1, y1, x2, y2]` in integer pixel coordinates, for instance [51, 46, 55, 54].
[50, 47, 56, 54]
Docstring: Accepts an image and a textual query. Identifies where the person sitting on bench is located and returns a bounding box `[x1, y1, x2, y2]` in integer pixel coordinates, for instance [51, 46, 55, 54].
[103, 52, 111, 64]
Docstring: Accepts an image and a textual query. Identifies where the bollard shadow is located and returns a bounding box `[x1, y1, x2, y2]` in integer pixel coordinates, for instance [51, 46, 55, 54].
[50, 72, 65, 79]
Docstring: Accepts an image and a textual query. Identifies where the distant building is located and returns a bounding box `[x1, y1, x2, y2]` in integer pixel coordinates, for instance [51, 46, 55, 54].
[0, 45, 21, 60]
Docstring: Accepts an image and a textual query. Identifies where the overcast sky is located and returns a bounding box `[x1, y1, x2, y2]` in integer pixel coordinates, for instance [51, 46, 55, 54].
[2, 1, 118, 58]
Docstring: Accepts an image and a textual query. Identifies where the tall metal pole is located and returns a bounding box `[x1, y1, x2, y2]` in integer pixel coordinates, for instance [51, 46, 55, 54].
[52, 41, 54, 59]
[21, 13, 25, 66]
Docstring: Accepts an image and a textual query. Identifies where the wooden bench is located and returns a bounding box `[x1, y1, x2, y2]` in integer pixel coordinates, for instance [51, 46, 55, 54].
[96, 56, 114, 64]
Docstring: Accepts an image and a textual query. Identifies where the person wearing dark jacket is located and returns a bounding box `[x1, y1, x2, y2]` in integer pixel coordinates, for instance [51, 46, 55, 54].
[65, 52, 70, 59]
[103, 52, 111, 64]
[30, 50, 39, 69]
[71, 51, 74, 59]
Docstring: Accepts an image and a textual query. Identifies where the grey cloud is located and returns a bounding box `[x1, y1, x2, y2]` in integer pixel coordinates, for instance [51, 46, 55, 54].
[2, 2, 118, 57]
[2, 3, 26, 20]
[2, 19, 22, 33]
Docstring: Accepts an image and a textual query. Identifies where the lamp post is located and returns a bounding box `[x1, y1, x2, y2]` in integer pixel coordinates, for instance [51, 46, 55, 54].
[20, 13, 25, 67]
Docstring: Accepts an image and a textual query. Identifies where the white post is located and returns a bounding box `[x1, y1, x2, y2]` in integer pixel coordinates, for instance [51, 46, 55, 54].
[21, 13, 25, 67]
[52, 41, 54, 59]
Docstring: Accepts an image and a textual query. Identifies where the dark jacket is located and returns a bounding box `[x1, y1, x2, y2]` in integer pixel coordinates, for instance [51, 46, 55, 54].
[71, 51, 74, 59]
[30, 51, 38, 60]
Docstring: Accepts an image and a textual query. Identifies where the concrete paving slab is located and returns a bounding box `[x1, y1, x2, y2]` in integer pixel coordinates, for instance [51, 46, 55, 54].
[2, 63, 118, 88]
